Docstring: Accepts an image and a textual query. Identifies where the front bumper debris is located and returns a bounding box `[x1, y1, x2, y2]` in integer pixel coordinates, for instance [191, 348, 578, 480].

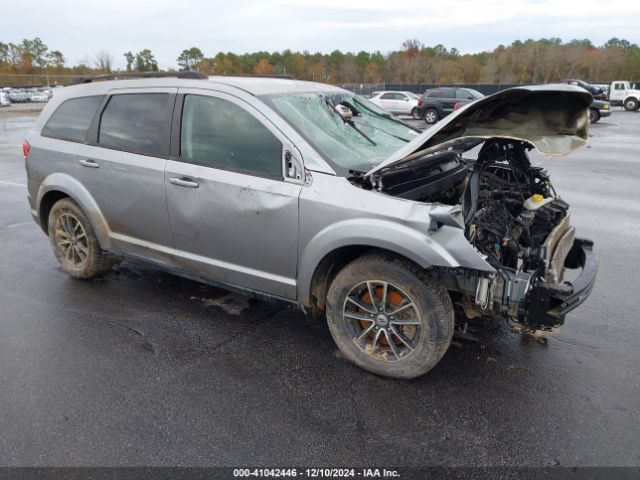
[525, 238, 598, 329]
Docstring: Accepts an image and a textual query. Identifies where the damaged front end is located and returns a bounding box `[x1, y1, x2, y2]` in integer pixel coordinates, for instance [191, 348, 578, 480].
[351, 85, 598, 331]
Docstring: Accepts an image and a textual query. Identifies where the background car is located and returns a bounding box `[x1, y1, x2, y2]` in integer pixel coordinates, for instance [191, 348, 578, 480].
[29, 91, 49, 103]
[415, 87, 484, 124]
[561, 79, 607, 100]
[8, 90, 30, 103]
[0, 92, 11, 107]
[589, 99, 611, 123]
[368, 90, 419, 117]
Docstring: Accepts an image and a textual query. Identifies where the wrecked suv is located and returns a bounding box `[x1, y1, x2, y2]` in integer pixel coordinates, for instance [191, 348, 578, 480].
[25, 76, 598, 379]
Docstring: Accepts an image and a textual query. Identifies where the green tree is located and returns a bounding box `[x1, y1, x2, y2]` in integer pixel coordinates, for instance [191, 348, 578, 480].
[177, 47, 204, 71]
[124, 51, 134, 71]
[134, 49, 158, 72]
[21, 37, 49, 69]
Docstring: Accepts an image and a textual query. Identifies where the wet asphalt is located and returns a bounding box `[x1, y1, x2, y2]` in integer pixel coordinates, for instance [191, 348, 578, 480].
[0, 109, 639, 468]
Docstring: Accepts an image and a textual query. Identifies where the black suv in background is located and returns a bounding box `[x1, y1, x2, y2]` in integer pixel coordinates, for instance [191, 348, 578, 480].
[560, 79, 607, 100]
[414, 87, 484, 124]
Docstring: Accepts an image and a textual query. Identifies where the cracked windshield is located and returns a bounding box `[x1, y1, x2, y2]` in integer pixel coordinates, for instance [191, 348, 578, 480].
[267, 92, 420, 174]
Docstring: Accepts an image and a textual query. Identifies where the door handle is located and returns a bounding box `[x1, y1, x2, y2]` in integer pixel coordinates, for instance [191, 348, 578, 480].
[78, 159, 100, 168]
[169, 177, 199, 188]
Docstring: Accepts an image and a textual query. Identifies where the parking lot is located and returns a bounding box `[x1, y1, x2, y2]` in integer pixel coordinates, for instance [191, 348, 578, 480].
[0, 109, 639, 467]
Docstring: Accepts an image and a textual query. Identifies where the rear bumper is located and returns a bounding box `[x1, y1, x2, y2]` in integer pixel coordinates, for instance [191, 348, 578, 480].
[525, 238, 598, 328]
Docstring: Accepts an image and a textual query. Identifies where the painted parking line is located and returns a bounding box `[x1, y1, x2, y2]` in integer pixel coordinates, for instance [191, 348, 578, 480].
[0, 180, 26, 187]
[6, 221, 33, 229]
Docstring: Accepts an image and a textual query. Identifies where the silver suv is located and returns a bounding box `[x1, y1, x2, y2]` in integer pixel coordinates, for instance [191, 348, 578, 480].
[24, 75, 598, 379]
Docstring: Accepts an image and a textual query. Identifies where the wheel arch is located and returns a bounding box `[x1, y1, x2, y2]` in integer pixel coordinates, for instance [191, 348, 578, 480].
[304, 245, 428, 320]
[297, 218, 485, 314]
[37, 173, 112, 249]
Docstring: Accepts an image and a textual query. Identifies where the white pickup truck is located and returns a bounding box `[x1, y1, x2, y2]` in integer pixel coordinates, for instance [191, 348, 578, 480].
[609, 81, 640, 111]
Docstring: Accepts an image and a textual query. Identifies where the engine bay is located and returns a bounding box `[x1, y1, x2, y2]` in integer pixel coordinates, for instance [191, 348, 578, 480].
[350, 138, 573, 327]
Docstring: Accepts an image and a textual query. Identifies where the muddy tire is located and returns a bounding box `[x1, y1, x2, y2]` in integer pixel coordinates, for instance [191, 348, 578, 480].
[47, 198, 112, 279]
[624, 97, 639, 111]
[326, 253, 454, 379]
[424, 108, 439, 124]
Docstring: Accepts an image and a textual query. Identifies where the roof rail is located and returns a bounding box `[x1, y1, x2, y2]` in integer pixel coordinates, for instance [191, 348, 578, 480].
[69, 71, 208, 85]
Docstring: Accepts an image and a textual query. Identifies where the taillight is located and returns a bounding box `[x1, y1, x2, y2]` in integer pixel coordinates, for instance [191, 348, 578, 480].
[453, 102, 462, 110]
[417, 97, 423, 106]
[22, 140, 30, 160]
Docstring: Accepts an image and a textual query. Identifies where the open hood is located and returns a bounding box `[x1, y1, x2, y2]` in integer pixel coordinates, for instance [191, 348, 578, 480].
[366, 84, 592, 176]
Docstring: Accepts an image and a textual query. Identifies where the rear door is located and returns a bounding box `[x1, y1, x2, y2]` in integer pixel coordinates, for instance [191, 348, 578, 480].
[439, 88, 458, 115]
[378, 92, 399, 113]
[77, 88, 176, 264]
[392, 93, 412, 114]
[164, 89, 303, 299]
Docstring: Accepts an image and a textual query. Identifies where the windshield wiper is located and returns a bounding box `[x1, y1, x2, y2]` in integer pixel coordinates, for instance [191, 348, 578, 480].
[324, 99, 376, 146]
[353, 99, 422, 133]
[354, 119, 412, 143]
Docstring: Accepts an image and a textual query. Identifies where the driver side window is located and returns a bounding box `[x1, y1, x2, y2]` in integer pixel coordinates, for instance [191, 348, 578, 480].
[180, 95, 283, 179]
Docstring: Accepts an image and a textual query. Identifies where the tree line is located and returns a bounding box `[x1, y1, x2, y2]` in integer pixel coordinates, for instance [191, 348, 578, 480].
[1, 37, 639, 85]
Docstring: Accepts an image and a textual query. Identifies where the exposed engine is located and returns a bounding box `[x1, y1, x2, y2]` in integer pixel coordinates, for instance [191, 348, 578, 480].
[463, 140, 569, 275]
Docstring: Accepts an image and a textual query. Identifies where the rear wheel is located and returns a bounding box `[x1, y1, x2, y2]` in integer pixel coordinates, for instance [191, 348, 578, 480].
[48, 198, 112, 279]
[589, 108, 600, 124]
[411, 108, 422, 120]
[326, 253, 454, 379]
[624, 97, 639, 111]
[424, 108, 439, 124]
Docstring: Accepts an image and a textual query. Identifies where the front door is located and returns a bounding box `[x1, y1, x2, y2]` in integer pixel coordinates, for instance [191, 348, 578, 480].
[164, 90, 302, 299]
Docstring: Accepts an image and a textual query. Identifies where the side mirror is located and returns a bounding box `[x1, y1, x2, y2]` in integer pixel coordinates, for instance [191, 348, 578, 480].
[284, 149, 303, 182]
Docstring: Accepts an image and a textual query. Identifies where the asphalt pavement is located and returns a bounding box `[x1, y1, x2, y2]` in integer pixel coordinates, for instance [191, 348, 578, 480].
[0, 109, 639, 467]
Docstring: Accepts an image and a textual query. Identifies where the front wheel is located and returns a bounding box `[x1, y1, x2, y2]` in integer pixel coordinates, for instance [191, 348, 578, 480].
[326, 253, 454, 379]
[624, 98, 639, 111]
[48, 198, 112, 279]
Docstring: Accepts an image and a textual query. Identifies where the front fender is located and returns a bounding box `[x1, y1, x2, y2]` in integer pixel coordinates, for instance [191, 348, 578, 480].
[37, 172, 112, 249]
[296, 218, 494, 305]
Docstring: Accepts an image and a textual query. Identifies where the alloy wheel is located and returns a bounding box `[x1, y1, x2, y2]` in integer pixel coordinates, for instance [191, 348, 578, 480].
[425, 111, 437, 124]
[342, 280, 421, 362]
[54, 212, 89, 269]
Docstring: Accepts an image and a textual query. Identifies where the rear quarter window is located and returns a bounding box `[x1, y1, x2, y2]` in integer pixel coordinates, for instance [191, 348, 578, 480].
[41, 95, 103, 142]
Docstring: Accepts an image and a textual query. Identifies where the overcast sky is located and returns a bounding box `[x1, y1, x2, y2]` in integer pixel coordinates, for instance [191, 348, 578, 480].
[4, 0, 639, 69]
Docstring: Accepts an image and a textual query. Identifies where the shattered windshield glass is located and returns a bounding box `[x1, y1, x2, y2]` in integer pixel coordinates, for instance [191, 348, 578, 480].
[265, 92, 420, 175]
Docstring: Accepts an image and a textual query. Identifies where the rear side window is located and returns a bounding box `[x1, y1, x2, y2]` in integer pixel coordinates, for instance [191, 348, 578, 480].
[42, 96, 103, 142]
[180, 95, 282, 178]
[455, 90, 473, 100]
[98, 93, 170, 156]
